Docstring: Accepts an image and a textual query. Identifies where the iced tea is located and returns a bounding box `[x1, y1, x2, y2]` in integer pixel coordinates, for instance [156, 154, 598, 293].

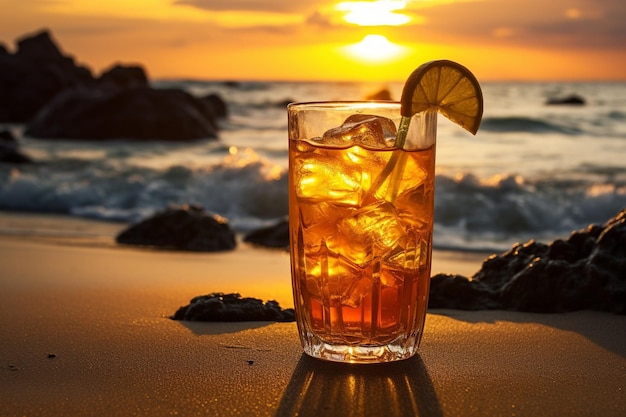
[288, 102, 436, 363]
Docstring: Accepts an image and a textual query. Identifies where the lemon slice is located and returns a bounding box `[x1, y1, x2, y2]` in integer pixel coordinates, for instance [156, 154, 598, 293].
[400, 59, 483, 135]
[372, 60, 483, 201]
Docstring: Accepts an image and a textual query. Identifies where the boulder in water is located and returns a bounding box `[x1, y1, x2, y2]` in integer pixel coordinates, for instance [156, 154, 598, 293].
[0, 29, 94, 123]
[0, 130, 32, 164]
[98, 63, 149, 89]
[201, 93, 228, 119]
[545, 94, 586, 106]
[1, 29, 228, 141]
[365, 88, 393, 101]
[25, 86, 219, 141]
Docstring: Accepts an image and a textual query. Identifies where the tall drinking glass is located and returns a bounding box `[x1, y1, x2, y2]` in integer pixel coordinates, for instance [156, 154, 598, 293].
[288, 101, 437, 363]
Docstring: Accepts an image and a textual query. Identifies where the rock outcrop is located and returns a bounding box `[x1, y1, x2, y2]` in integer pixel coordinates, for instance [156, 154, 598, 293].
[1, 29, 227, 141]
[429, 208, 626, 314]
[116, 205, 236, 252]
[0, 130, 32, 163]
[26, 86, 219, 141]
[0, 29, 93, 123]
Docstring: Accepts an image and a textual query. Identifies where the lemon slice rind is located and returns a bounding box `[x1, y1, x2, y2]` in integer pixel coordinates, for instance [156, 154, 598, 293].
[400, 60, 483, 135]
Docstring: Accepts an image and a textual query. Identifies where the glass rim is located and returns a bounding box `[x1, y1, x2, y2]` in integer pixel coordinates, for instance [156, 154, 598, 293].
[287, 100, 401, 110]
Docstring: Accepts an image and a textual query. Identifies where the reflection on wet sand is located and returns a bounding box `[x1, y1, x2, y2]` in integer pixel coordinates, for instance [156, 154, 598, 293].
[277, 354, 441, 417]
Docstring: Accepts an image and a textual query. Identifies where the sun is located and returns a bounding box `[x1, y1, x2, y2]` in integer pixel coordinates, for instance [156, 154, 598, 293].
[345, 34, 406, 62]
[336, 1, 411, 26]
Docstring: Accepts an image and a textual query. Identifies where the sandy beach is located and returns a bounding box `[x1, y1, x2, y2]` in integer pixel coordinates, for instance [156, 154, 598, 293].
[1, 212, 625, 416]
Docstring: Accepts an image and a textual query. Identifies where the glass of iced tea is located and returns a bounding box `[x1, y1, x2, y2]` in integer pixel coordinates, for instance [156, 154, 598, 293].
[288, 101, 437, 363]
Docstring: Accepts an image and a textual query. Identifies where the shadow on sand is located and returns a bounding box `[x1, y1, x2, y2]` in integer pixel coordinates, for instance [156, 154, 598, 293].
[276, 354, 442, 417]
[174, 320, 275, 336]
[431, 309, 626, 359]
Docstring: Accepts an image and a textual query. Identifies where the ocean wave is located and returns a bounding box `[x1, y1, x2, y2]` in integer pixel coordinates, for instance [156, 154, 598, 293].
[2, 156, 625, 251]
[480, 116, 581, 134]
[0, 148, 289, 229]
[433, 173, 626, 250]
[3, 80, 626, 251]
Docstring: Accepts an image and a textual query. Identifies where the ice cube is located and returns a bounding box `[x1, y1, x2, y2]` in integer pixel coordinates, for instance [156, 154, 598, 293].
[379, 267, 400, 287]
[336, 200, 405, 266]
[298, 203, 354, 253]
[322, 114, 397, 148]
[393, 182, 434, 229]
[303, 243, 366, 306]
[379, 151, 430, 198]
[293, 148, 364, 206]
[383, 228, 431, 270]
[341, 274, 372, 308]
[300, 202, 346, 231]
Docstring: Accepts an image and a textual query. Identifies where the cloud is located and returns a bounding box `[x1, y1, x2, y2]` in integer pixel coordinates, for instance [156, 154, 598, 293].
[170, 1, 363, 36]
[403, 0, 626, 49]
[305, 11, 336, 28]
[176, 0, 625, 50]
[524, 0, 626, 48]
[173, 0, 320, 14]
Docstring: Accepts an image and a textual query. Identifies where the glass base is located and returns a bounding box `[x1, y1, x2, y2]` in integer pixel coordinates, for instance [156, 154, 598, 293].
[300, 330, 421, 364]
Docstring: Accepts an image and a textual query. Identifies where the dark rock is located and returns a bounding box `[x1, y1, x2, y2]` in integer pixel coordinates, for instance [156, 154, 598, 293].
[545, 94, 586, 106]
[546, 238, 578, 263]
[499, 258, 587, 313]
[429, 208, 626, 314]
[276, 99, 294, 108]
[0, 129, 32, 163]
[1, 29, 226, 142]
[0, 29, 94, 122]
[172, 292, 295, 322]
[116, 205, 236, 252]
[472, 240, 549, 288]
[365, 88, 393, 101]
[25, 86, 219, 141]
[244, 219, 289, 250]
[98, 64, 149, 88]
[16, 30, 65, 60]
[0, 129, 16, 143]
[0, 144, 32, 163]
[567, 229, 597, 258]
[202, 93, 228, 119]
[429, 274, 498, 310]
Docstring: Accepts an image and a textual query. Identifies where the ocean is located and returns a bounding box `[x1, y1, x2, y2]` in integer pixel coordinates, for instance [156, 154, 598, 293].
[1, 80, 625, 252]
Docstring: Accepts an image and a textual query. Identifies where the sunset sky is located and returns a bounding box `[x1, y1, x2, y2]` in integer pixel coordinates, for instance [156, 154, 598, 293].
[1, 0, 625, 82]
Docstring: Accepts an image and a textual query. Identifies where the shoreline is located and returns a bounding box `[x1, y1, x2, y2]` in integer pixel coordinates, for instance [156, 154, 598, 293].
[0, 211, 490, 302]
